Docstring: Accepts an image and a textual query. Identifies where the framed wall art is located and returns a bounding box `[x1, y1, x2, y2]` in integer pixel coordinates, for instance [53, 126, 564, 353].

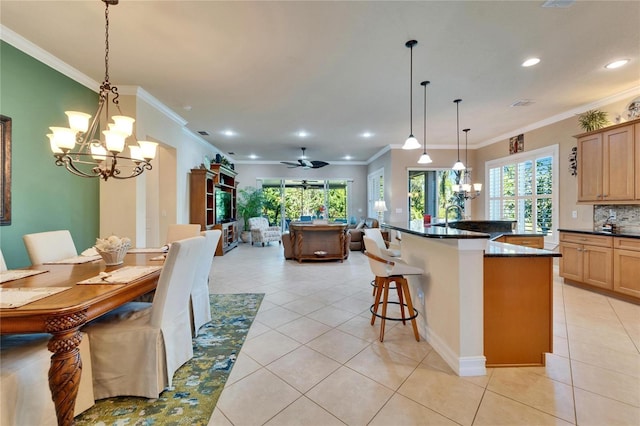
[1, 115, 11, 225]
[509, 134, 524, 155]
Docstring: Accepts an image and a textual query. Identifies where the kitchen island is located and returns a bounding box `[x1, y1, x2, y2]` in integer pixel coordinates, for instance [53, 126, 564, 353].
[382, 222, 559, 375]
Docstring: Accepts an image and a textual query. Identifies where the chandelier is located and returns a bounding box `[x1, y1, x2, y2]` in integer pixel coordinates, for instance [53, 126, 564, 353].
[47, 0, 157, 181]
[452, 128, 482, 199]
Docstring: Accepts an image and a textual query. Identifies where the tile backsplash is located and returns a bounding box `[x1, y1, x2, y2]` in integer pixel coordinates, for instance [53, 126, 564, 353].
[594, 205, 640, 234]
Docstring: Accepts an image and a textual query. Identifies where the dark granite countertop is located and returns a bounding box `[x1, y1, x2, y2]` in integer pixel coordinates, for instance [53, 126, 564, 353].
[558, 228, 640, 240]
[383, 222, 490, 239]
[484, 241, 560, 258]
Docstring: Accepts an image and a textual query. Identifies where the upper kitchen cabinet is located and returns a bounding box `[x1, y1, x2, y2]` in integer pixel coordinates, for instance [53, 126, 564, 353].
[576, 118, 639, 204]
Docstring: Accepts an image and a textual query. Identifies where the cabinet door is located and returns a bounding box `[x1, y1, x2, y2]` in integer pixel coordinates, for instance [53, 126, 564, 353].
[577, 134, 603, 201]
[583, 245, 613, 289]
[559, 242, 582, 281]
[602, 125, 634, 201]
[613, 249, 640, 298]
[636, 123, 640, 200]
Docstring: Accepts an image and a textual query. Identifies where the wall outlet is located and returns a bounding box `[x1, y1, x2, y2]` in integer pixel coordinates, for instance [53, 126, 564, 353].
[609, 209, 616, 220]
[572, 210, 577, 219]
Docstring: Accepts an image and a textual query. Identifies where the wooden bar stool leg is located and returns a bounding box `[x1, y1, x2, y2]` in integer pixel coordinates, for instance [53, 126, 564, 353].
[371, 277, 383, 326]
[396, 278, 406, 325]
[401, 278, 420, 342]
[379, 279, 390, 342]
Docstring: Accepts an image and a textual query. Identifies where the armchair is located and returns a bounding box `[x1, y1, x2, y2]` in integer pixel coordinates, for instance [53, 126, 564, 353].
[248, 217, 282, 246]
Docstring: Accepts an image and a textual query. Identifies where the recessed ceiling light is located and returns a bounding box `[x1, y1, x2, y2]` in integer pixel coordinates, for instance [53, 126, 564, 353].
[522, 58, 540, 67]
[361, 132, 373, 138]
[297, 130, 309, 138]
[248, 154, 258, 160]
[222, 130, 235, 136]
[541, 0, 575, 8]
[605, 59, 630, 69]
[344, 155, 352, 160]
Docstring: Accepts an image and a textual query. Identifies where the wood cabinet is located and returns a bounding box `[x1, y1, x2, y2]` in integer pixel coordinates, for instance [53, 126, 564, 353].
[484, 256, 553, 367]
[494, 235, 544, 249]
[576, 119, 638, 204]
[190, 164, 239, 256]
[636, 123, 640, 200]
[214, 221, 238, 256]
[189, 169, 216, 230]
[613, 237, 640, 298]
[559, 232, 612, 289]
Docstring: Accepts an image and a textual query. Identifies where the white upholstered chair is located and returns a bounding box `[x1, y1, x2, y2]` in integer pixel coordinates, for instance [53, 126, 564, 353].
[363, 236, 422, 342]
[83, 236, 204, 399]
[0, 249, 7, 271]
[190, 229, 222, 336]
[0, 333, 95, 425]
[364, 228, 401, 258]
[22, 230, 77, 265]
[248, 217, 282, 246]
[165, 224, 201, 244]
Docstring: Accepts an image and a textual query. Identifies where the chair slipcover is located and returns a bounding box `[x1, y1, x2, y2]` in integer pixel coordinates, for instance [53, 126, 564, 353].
[248, 217, 282, 246]
[23, 230, 77, 265]
[83, 236, 204, 399]
[190, 229, 221, 336]
[165, 224, 201, 244]
[1, 333, 95, 425]
[364, 228, 401, 258]
[0, 249, 7, 271]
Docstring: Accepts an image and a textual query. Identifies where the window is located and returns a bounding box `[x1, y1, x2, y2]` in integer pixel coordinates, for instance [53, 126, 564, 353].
[408, 169, 465, 221]
[486, 145, 558, 245]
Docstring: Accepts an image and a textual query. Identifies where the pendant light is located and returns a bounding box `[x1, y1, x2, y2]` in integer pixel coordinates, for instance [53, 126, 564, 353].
[451, 99, 466, 171]
[417, 80, 432, 164]
[402, 40, 421, 150]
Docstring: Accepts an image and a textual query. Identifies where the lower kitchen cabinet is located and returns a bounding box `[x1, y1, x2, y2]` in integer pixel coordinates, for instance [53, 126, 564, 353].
[613, 237, 640, 298]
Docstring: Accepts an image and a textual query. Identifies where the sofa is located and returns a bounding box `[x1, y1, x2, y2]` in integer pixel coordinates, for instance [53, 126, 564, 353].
[347, 218, 388, 251]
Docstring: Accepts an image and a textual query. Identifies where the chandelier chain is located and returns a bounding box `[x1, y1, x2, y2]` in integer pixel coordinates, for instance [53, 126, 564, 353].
[104, 2, 110, 83]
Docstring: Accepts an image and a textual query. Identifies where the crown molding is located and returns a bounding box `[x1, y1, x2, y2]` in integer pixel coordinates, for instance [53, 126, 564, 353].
[1, 25, 100, 92]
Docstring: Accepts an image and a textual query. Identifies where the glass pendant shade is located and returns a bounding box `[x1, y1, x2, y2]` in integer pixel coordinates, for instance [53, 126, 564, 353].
[90, 144, 108, 161]
[49, 127, 77, 151]
[452, 160, 465, 171]
[111, 115, 135, 136]
[129, 145, 145, 162]
[137, 141, 158, 160]
[474, 183, 483, 191]
[103, 130, 126, 153]
[418, 153, 432, 164]
[65, 111, 91, 133]
[403, 135, 420, 150]
[47, 134, 63, 154]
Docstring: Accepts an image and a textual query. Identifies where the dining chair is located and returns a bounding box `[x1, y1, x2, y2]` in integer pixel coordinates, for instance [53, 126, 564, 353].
[83, 236, 204, 399]
[0, 333, 95, 425]
[0, 249, 7, 271]
[364, 228, 401, 258]
[190, 229, 222, 336]
[363, 236, 422, 342]
[165, 223, 201, 244]
[23, 230, 77, 265]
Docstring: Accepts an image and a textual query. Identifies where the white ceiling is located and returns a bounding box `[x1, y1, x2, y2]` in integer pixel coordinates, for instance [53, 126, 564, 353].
[1, 1, 639, 164]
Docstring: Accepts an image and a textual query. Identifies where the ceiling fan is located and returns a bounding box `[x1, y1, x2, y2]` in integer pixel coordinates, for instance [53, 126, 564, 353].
[281, 147, 329, 169]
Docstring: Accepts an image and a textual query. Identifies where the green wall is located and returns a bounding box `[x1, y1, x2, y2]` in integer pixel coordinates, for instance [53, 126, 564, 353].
[0, 41, 100, 268]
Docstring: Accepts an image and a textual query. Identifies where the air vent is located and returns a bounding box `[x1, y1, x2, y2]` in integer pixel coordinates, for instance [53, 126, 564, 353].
[228, 152, 235, 155]
[510, 99, 536, 107]
[197, 131, 210, 136]
[542, 0, 575, 8]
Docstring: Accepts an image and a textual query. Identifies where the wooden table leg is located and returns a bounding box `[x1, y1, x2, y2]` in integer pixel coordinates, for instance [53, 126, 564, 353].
[45, 312, 87, 426]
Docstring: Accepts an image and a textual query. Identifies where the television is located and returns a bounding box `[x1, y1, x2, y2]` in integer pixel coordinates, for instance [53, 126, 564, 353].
[215, 191, 232, 223]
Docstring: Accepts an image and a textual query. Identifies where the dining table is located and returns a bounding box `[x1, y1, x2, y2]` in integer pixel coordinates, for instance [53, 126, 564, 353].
[0, 252, 164, 426]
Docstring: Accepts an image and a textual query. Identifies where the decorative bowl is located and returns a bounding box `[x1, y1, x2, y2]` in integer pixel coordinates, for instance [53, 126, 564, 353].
[96, 242, 131, 266]
[314, 250, 327, 257]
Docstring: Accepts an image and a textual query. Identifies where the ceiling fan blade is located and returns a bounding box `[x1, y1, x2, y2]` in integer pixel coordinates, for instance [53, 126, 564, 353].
[311, 161, 329, 168]
[301, 159, 313, 168]
[280, 161, 300, 167]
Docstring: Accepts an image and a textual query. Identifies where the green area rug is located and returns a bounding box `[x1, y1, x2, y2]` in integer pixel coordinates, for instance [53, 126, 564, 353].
[75, 293, 264, 426]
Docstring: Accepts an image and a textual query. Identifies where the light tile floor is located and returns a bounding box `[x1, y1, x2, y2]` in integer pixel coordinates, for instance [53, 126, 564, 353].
[208, 243, 640, 426]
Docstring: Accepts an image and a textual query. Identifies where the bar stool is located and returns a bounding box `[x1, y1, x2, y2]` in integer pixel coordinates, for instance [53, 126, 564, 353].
[363, 236, 422, 342]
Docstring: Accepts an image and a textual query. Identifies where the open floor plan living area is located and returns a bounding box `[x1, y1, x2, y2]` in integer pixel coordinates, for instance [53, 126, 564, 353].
[207, 243, 640, 426]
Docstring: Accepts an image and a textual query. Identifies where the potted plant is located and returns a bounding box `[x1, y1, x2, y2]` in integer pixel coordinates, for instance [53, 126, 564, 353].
[578, 109, 609, 132]
[236, 186, 265, 243]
